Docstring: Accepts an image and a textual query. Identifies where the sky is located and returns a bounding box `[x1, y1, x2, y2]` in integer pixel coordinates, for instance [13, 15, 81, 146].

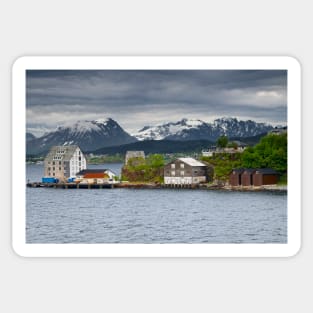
[26, 70, 287, 137]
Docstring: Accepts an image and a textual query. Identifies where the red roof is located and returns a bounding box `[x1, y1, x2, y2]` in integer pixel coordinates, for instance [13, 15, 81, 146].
[83, 173, 109, 179]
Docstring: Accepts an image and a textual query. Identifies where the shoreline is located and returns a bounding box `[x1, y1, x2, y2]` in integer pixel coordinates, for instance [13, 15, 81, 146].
[26, 181, 287, 192]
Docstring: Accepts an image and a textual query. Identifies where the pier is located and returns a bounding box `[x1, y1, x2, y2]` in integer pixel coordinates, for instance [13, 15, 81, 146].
[26, 182, 286, 192]
[27, 182, 203, 190]
[26, 182, 114, 189]
[26, 182, 200, 190]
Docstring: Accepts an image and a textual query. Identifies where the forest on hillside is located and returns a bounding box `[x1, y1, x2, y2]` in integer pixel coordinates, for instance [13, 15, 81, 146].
[201, 133, 287, 182]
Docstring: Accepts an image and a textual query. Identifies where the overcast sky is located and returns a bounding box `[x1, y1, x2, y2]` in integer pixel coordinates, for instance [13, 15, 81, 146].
[26, 70, 287, 137]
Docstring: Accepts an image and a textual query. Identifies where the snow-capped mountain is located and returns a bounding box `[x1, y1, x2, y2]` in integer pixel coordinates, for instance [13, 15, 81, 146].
[133, 117, 274, 141]
[27, 118, 137, 155]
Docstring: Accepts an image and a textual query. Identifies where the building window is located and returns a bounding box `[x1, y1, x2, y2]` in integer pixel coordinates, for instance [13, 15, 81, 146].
[53, 172, 55, 176]
[59, 161, 61, 165]
[171, 171, 175, 176]
[59, 167, 61, 171]
[171, 164, 175, 169]
[53, 167, 55, 171]
[48, 167, 50, 171]
[180, 171, 184, 176]
[180, 163, 184, 169]
[52, 161, 55, 165]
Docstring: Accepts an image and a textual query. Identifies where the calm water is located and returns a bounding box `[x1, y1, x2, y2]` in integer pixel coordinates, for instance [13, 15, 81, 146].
[26, 164, 287, 243]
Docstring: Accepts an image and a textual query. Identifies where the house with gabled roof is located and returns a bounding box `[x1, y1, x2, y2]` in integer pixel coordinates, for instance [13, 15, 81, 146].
[43, 145, 87, 181]
[164, 157, 212, 185]
[75, 169, 117, 184]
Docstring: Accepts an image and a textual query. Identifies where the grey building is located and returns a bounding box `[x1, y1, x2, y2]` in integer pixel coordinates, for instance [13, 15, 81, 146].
[44, 145, 87, 181]
[164, 157, 210, 185]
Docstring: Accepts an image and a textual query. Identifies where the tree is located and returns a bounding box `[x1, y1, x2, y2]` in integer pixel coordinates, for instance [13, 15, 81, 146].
[241, 133, 287, 173]
[217, 135, 228, 148]
[146, 154, 165, 168]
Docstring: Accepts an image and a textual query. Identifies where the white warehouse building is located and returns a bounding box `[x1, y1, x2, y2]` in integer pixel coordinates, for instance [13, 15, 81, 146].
[44, 145, 87, 181]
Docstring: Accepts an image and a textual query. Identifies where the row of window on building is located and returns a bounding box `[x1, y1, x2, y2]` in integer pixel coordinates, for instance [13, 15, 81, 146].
[171, 163, 185, 169]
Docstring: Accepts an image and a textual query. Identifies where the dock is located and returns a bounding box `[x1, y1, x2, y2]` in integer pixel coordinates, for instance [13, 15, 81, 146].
[27, 182, 161, 189]
[26, 182, 285, 192]
[26, 182, 114, 189]
[26, 182, 203, 190]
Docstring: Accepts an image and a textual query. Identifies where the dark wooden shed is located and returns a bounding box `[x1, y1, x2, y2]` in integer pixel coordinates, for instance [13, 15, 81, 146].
[241, 169, 256, 186]
[229, 168, 244, 186]
[253, 169, 279, 186]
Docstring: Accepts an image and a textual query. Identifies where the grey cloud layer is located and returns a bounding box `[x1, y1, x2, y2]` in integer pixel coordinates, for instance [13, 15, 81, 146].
[26, 70, 287, 135]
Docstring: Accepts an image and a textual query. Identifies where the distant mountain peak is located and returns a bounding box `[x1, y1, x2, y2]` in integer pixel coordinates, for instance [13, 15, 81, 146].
[27, 117, 137, 155]
[94, 117, 111, 124]
[133, 118, 209, 141]
[133, 117, 273, 141]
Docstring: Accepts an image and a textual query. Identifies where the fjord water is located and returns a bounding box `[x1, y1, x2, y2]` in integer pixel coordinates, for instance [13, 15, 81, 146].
[26, 164, 287, 243]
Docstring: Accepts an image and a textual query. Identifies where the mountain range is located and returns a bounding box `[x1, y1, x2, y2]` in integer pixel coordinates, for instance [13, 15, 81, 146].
[26, 117, 274, 155]
[134, 117, 273, 141]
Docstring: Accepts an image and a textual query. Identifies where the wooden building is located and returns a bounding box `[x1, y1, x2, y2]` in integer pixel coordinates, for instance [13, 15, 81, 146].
[76, 169, 117, 184]
[164, 157, 211, 185]
[253, 168, 279, 186]
[229, 168, 244, 186]
[44, 145, 86, 181]
[241, 169, 256, 186]
[229, 168, 279, 186]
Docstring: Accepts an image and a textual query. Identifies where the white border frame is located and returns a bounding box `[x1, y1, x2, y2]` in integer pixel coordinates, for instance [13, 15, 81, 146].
[12, 56, 301, 257]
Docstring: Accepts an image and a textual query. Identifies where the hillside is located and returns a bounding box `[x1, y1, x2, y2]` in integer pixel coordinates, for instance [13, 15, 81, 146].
[91, 139, 215, 155]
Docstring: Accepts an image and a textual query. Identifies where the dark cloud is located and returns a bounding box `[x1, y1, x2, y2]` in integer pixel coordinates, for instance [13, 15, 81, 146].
[26, 70, 287, 135]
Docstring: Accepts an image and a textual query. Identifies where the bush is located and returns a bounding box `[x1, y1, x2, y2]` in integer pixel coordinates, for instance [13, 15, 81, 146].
[121, 154, 165, 182]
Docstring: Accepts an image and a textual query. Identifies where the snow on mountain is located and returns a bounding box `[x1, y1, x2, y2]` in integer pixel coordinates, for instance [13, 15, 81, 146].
[133, 117, 273, 141]
[27, 116, 274, 156]
[134, 118, 209, 141]
[56, 118, 112, 136]
[27, 118, 137, 155]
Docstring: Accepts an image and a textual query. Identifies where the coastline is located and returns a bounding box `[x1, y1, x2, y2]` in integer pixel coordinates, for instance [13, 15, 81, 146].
[26, 181, 287, 192]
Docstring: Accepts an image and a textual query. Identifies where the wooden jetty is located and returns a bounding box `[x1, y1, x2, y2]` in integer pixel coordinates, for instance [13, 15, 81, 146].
[26, 182, 114, 189]
[26, 181, 201, 190]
